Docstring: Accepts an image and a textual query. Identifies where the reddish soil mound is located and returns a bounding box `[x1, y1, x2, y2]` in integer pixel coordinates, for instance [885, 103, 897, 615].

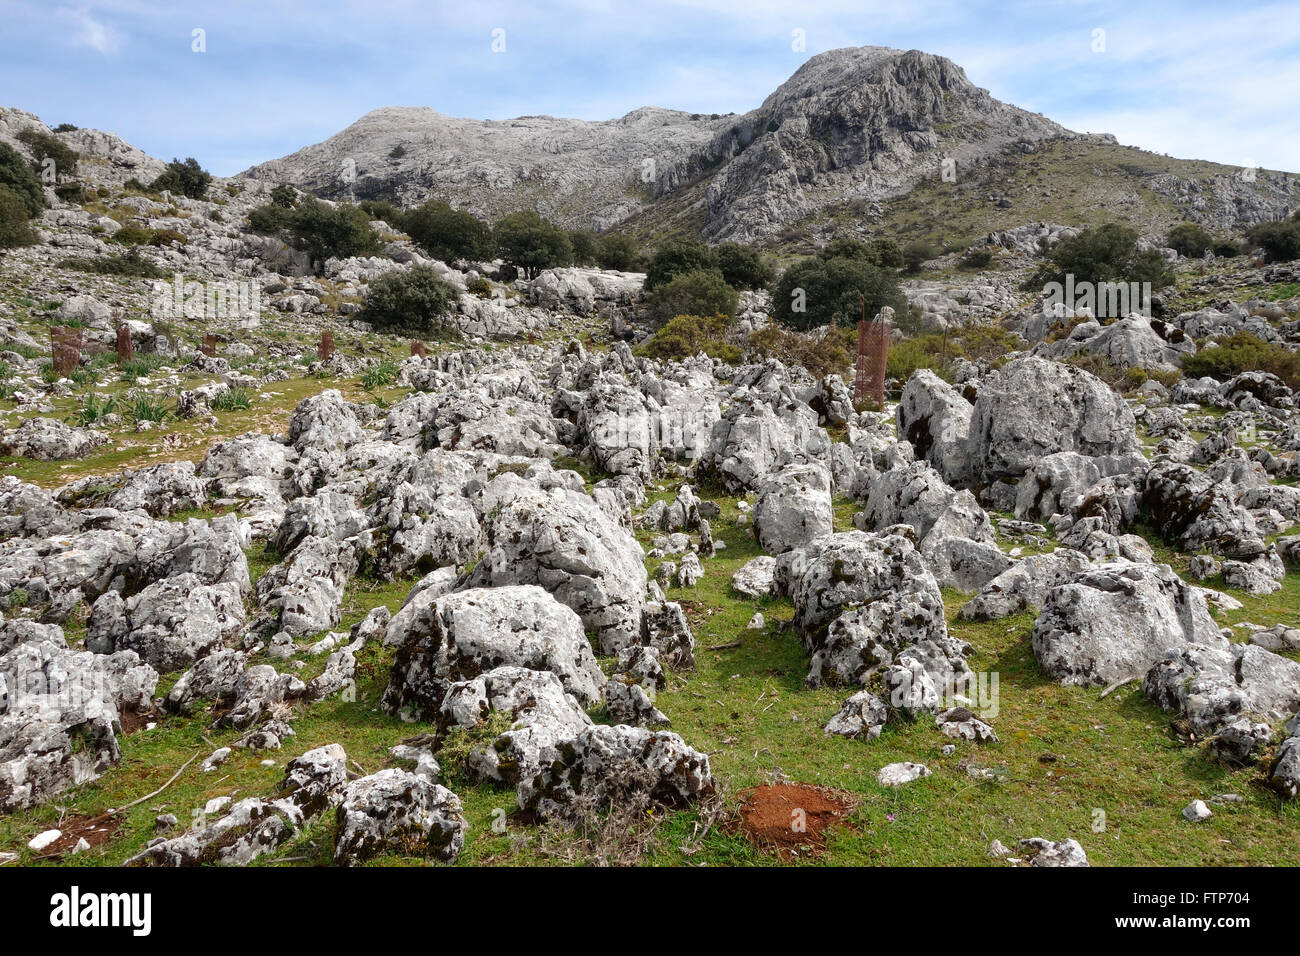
[36, 814, 121, 859]
[738, 783, 855, 860]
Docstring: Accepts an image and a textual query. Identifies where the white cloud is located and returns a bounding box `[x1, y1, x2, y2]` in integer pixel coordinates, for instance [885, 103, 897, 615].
[56, 4, 124, 56]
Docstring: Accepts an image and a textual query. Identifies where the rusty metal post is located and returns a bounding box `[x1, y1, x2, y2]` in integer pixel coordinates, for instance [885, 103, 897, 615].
[201, 333, 219, 357]
[410, 340, 427, 358]
[854, 300, 891, 409]
[115, 324, 134, 364]
[317, 330, 335, 362]
[51, 325, 82, 378]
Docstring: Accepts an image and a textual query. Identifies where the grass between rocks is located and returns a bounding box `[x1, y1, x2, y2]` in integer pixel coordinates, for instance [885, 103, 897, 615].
[4, 456, 1296, 868]
[3, 341, 1299, 865]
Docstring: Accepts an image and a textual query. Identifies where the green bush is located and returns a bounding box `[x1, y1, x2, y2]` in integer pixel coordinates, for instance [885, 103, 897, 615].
[634, 313, 742, 363]
[819, 237, 903, 269]
[771, 255, 906, 331]
[361, 358, 399, 390]
[1166, 223, 1213, 258]
[358, 198, 403, 226]
[1181, 332, 1300, 389]
[568, 229, 600, 266]
[1246, 220, 1300, 264]
[746, 324, 856, 380]
[960, 248, 994, 269]
[1025, 222, 1174, 291]
[643, 268, 738, 326]
[645, 237, 714, 290]
[210, 387, 252, 412]
[0, 142, 46, 217]
[596, 232, 640, 271]
[151, 157, 212, 199]
[122, 391, 171, 424]
[112, 224, 154, 246]
[247, 202, 295, 235]
[494, 211, 572, 279]
[17, 128, 78, 180]
[714, 242, 774, 290]
[0, 184, 38, 248]
[53, 123, 79, 133]
[405, 200, 494, 264]
[61, 248, 168, 278]
[901, 239, 940, 273]
[270, 184, 299, 208]
[361, 266, 460, 332]
[286, 198, 382, 266]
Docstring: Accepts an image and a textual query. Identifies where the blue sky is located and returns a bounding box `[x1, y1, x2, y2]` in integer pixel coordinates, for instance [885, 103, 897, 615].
[2, 0, 1297, 176]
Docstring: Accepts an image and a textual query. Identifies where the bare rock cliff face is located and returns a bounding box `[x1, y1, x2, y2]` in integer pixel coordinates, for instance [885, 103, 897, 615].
[242, 47, 1073, 241]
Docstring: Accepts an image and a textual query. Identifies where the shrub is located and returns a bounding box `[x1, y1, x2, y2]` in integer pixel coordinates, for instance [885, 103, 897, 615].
[361, 266, 460, 332]
[1213, 237, 1245, 258]
[270, 184, 299, 208]
[71, 392, 119, 426]
[358, 198, 404, 226]
[53, 123, 79, 133]
[901, 239, 940, 273]
[714, 242, 774, 290]
[247, 202, 295, 235]
[16, 128, 78, 180]
[819, 237, 903, 269]
[1166, 223, 1213, 258]
[112, 224, 154, 246]
[1025, 222, 1174, 291]
[61, 248, 168, 278]
[286, 198, 382, 266]
[148, 228, 187, 246]
[150, 157, 212, 199]
[0, 184, 38, 248]
[0, 142, 46, 217]
[210, 387, 252, 412]
[568, 229, 600, 266]
[746, 324, 855, 380]
[122, 391, 171, 424]
[388, 144, 408, 160]
[494, 211, 573, 279]
[959, 247, 994, 269]
[634, 314, 742, 363]
[645, 237, 714, 290]
[1246, 220, 1300, 264]
[405, 200, 495, 264]
[360, 358, 400, 390]
[596, 232, 640, 271]
[1181, 332, 1300, 389]
[643, 268, 738, 326]
[771, 255, 906, 331]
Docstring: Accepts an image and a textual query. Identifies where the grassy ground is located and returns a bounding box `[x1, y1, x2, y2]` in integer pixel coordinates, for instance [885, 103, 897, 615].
[4, 460, 1296, 868]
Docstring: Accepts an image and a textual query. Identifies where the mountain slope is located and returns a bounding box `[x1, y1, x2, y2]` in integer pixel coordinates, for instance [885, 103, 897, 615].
[243, 47, 1080, 242]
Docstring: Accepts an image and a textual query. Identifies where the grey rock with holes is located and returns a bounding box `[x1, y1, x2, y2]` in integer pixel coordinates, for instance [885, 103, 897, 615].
[383, 585, 604, 721]
[971, 357, 1140, 483]
[86, 573, 245, 673]
[127, 745, 348, 866]
[517, 724, 713, 820]
[824, 690, 888, 740]
[438, 665, 593, 785]
[753, 461, 834, 555]
[1033, 561, 1222, 687]
[333, 769, 467, 865]
[466, 486, 647, 655]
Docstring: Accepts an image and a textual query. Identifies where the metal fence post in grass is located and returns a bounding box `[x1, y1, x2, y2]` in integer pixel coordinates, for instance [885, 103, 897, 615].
[853, 300, 891, 409]
[115, 324, 134, 364]
[317, 330, 335, 362]
[201, 333, 219, 357]
[410, 340, 427, 358]
[51, 325, 82, 378]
